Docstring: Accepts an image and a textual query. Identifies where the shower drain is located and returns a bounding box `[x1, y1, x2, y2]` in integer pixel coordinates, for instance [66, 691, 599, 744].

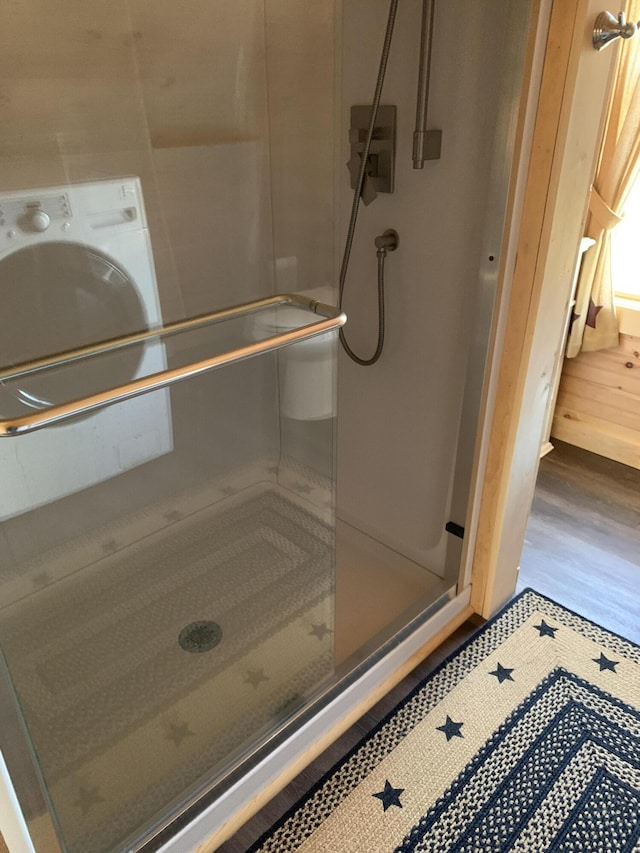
[178, 620, 223, 653]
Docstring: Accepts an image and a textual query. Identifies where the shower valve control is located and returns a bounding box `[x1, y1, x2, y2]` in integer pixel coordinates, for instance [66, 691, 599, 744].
[349, 104, 397, 203]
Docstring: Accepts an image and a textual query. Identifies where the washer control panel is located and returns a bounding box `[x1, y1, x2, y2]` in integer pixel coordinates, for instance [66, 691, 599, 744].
[0, 193, 72, 245]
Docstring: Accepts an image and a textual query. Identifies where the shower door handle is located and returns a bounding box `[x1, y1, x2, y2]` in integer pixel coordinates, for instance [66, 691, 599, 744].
[0, 294, 346, 437]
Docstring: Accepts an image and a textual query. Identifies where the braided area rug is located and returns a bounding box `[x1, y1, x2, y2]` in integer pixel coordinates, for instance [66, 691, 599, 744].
[250, 589, 640, 852]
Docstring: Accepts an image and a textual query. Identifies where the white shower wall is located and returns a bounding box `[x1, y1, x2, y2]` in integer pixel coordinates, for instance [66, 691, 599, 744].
[337, 0, 512, 574]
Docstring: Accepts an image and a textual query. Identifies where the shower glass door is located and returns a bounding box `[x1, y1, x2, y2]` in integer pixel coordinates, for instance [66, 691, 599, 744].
[0, 2, 338, 851]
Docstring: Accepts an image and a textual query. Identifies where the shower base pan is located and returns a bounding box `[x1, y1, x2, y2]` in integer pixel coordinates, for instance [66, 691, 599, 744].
[0, 477, 334, 853]
[0, 460, 459, 852]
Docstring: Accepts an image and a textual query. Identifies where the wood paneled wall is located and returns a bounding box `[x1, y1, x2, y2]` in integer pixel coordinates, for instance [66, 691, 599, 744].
[552, 332, 640, 468]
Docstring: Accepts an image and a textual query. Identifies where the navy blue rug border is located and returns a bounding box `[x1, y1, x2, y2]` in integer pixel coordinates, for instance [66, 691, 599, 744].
[396, 667, 640, 852]
[246, 588, 639, 852]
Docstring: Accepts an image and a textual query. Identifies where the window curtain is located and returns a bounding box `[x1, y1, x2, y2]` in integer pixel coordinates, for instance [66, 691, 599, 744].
[566, 0, 640, 357]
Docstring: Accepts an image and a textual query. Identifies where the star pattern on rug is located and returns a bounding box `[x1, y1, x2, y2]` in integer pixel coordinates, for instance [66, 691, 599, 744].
[436, 715, 464, 741]
[586, 298, 603, 329]
[73, 784, 105, 816]
[489, 663, 515, 683]
[309, 622, 333, 641]
[533, 619, 557, 638]
[372, 779, 404, 811]
[166, 721, 195, 747]
[252, 592, 640, 853]
[245, 668, 270, 689]
[592, 653, 619, 673]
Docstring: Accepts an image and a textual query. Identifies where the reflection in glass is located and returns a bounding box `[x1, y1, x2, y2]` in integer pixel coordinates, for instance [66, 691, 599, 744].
[0, 436, 335, 850]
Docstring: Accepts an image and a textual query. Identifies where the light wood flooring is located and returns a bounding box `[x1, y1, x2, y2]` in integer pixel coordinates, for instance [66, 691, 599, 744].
[219, 439, 640, 851]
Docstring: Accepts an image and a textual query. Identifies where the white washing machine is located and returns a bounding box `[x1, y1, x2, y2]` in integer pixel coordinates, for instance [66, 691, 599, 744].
[0, 178, 173, 520]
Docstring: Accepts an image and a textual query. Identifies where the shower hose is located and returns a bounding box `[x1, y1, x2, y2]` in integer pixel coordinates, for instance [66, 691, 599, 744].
[338, 0, 399, 366]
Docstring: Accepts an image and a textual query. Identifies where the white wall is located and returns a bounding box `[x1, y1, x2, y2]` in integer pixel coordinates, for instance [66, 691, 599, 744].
[337, 0, 511, 573]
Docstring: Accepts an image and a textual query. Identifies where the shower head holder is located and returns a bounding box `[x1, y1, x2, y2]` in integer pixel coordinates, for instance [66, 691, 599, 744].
[374, 229, 399, 253]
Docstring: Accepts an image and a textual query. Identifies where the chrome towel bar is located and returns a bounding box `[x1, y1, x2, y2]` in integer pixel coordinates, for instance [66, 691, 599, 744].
[0, 294, 346, 437]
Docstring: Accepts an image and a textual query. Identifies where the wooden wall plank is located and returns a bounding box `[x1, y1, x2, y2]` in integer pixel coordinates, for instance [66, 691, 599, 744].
[552, 333, 640, 468]
[561, 360, 640, 395]
[619, 334, 640, 356]
[552, 407, 640, 467]
[556, 386, 640, 429]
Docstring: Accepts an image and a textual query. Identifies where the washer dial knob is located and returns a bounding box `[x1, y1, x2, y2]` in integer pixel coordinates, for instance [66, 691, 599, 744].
[29, 210, 51, 232]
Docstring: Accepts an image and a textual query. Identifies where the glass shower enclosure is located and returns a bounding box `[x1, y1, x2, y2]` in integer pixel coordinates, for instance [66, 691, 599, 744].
[0, 2, 344, 847]
[0, 0, 535, 850]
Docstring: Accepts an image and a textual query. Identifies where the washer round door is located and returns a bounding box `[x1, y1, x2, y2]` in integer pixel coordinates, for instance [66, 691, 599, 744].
[0, 242, 148, 415]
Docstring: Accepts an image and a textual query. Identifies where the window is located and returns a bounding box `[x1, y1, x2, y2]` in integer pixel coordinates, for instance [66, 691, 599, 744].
[612, 172, 640, 300]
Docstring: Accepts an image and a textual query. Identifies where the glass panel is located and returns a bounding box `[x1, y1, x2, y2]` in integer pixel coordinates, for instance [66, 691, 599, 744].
[333, 0, 534, 666]
[0, 0, 534, 849]
[0, 1, 337, 851]
[0, 354, 336, 853]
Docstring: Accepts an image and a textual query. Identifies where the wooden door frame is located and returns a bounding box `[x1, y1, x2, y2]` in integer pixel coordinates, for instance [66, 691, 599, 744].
[468, 0, 618, 618]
